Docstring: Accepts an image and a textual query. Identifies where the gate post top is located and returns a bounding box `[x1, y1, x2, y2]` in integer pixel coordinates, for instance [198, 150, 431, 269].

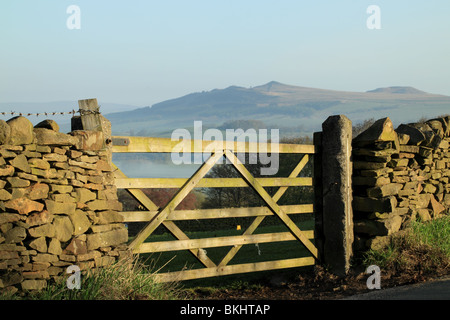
[323, 115, 352, 134]
[77, 98, 102, 132]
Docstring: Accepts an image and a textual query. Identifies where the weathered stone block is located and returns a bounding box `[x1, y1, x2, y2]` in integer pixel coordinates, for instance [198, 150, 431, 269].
[0, 251, 20, 260]
[0, 147, 17, 158]
[0, 189, 12, 201]
[0, 213, 21, 225]
[64, 238, 88, 255]
[17, 172, 38, 182]
[59, 254, 77, 262]
[73, 188, 96, 203]
[9, 154, 31, 173]
[49, 184, 73, 194]
[77, 250, 101, 262]
[20, 280, 47, 290]
[444, 194, 450, 206]
[50, 194, 76, 204]
[429, 194, 445, 216]
[4, 227, 27, 243]
[45, 200, 76, 215]
[90, 224, 119, 233]
[6, 177, 31, 188]
[69, 210, 92, 236]
[0, 272, 23, 288]
[398, 189, 415, 197]
[86, 228, 128, 250]
[26, 183, 49, 200]
[410, 193, 429, 209]
[97, 187, 118, 201]
[7, 116, 35, 145]
[96, 159, 112, 172]
[34, 128, 77, 146]
[423, 183, 437, 194]
[28, 158, 50, 170]
[94, 210, 124, 224]
[417, 209, 432, 221]
[32, 253, 58, 263]
[34, 119, 60, 132]
[436, 160, 446, 170]
[71, 130, 104, 151]
[4, 197, 44, 215]
[83, 183, 104, 191]
[53, 216, 74, 242]
[86, 200, 122, 212]
[36, 145, 51, 153]
[68, 159, 96, 170]
[28, 223, 56, 238]
[43, 153, 67, 162]
[69, 150, 83, 159]
[367, 183, 403, 198]
[30, 168, 62, 179]
[29, 237, 47, 253]
[48, 238, 62, 255]
[26, 210, 54, 227]
[439, 139, 449, 149]
[0, 120, 11, 144]
[0, 165, 15, 176]
[353, 117, 398, 146]
[427, 119, 446, 137]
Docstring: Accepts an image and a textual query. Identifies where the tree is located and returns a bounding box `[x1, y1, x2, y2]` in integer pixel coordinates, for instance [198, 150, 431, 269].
[353, 118, 376, 137]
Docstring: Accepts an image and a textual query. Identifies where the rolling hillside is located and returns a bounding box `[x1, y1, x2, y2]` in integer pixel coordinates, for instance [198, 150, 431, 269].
[104, 81, 450, 138]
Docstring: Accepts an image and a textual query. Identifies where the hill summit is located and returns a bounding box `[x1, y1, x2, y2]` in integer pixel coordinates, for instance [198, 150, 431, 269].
[366, 86, 428, 94]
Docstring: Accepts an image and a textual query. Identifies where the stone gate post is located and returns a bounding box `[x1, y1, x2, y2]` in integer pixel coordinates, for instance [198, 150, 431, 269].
[320, 115, 354, 276]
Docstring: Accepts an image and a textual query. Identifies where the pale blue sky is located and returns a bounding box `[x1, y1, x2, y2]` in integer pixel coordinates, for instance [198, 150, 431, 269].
[1, 0, 450, 107]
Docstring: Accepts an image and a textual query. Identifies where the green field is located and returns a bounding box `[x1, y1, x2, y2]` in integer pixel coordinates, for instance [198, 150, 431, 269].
[132, 216, 316, 287]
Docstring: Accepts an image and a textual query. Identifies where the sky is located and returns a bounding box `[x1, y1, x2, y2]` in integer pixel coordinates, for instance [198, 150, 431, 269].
[1, 0, 450, 109]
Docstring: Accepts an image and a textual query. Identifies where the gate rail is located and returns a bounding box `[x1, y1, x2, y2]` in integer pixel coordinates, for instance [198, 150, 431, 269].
[112, 136, 318, 282]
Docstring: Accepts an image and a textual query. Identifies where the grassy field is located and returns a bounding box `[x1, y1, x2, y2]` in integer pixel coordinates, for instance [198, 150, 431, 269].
[135, 217, 316, 287]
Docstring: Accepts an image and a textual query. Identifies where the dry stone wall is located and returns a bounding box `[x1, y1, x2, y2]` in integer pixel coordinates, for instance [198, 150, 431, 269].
[0, 116, 128, 294]
[352, 116, 450, 251]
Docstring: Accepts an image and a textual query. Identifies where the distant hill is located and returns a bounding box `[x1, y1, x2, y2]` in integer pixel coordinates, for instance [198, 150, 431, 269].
[3, 83, 447, 137]
[366, 86, 429, 95]
[105, 81, 450, 138]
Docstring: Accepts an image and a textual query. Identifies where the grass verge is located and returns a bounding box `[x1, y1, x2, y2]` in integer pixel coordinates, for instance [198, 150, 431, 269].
[362, 216, 450, 277]
[1, 255, 187, 300]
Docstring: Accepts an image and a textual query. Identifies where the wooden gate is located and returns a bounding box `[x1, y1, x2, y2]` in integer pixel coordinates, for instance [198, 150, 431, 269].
[111, 136, 318, 282]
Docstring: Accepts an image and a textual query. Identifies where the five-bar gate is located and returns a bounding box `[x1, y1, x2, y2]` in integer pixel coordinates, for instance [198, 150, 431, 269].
[111, 136, 319, 282]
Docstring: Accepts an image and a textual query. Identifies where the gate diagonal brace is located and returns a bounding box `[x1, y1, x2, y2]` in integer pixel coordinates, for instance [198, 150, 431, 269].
[224, 150, 318, 259]
[127, 151, 225, 263]
[219, 154, 310, 266]
[112, 164, 217, 268]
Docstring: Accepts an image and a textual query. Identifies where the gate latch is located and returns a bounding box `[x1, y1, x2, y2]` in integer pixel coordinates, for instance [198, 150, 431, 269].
[112, 138, 130, 146]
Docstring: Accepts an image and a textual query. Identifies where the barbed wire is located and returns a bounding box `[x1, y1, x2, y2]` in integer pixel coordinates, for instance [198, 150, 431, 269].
[0, 108, 101, 117]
